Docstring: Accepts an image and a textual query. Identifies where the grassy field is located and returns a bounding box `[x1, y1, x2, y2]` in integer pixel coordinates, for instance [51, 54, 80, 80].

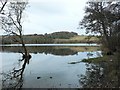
[53, 35, 100, 44]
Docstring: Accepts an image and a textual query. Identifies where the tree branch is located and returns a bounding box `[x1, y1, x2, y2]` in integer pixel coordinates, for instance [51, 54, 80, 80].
[9, 16, 22, 34]
[0, 0, 7, 13]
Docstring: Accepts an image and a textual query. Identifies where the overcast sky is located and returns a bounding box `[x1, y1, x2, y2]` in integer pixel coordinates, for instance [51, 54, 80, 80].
[1, 0, 88, 35]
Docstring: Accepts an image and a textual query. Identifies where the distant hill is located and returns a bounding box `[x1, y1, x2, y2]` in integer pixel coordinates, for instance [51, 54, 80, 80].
[1, 31, 78, 44]
[44, 31, 78, 39]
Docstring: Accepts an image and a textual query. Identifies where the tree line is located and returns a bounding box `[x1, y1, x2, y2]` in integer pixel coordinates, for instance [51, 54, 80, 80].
[45, 31, 78, 39]
[1, 31, 78, 44]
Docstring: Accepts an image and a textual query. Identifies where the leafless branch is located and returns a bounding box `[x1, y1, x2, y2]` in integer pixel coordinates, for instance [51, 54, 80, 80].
[0, 0, 8, 13]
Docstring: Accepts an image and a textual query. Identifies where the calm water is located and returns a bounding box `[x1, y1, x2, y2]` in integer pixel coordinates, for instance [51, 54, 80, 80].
[1, 44, 119, 89]
[0, 44, 102, 88]
[0, 43, 100, 47]
[1, 51, 101, 88]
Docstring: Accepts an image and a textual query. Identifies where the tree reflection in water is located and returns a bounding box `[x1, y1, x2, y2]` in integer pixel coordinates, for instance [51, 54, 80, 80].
[1, 55, 31, 89]
[79, 53, 120, 88]
[1, 46, 100, 56]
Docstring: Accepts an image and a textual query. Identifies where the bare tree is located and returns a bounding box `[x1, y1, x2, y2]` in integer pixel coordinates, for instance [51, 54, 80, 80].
[0, 0, 30, 58]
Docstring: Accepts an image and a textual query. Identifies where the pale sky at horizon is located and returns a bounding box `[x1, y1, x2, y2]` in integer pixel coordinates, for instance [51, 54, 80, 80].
[1, 0, 89, 35]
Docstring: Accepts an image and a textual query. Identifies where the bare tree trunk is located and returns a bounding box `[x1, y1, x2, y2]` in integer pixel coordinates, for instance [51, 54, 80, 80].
[18, 24, 28, 57]
[20, 35, 28, 56]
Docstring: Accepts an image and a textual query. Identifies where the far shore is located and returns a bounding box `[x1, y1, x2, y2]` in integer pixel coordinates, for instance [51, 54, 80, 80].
[0, 33, 100, 44]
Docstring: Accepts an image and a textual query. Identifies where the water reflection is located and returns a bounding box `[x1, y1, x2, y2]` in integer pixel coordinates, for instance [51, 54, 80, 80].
[1, 55, 31, 89]
[1, 46, 100, 56]
[79, 53, 120, 88]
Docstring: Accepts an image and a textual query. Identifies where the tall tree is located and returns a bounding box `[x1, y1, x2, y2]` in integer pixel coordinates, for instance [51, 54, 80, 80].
[80, 1, 120, 52]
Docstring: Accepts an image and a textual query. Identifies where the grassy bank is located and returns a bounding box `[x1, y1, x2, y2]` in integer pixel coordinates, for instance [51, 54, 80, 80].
[81, 56, 109, 63]
[54, 46, 100, 52]
[81, 53, 119, 63]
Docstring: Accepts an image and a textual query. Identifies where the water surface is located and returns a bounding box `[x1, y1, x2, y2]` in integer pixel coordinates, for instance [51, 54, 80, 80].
[1, 45, 101, 88]
[0, 43, 100, 47]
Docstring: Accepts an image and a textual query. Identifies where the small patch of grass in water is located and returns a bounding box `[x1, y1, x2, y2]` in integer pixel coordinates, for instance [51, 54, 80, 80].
[68, 53, 118, 64]
[81, 55, 112, 63]
[68, 61, 81, 64]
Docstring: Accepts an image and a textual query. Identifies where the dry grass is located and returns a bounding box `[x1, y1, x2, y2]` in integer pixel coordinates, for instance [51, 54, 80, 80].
[54, 35, 99, 43]
[70, 36, 99, 42]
